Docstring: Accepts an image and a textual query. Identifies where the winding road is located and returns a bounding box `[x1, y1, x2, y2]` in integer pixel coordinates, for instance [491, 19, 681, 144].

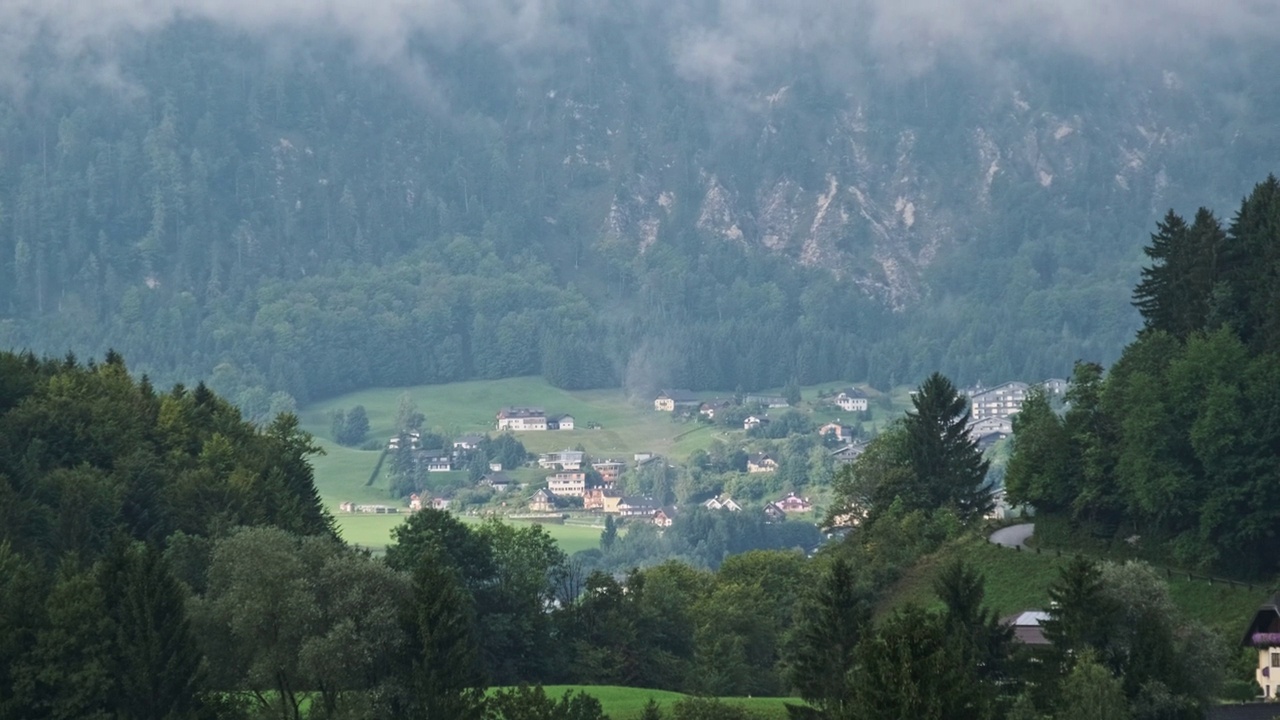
[989, 522, 1035, 550]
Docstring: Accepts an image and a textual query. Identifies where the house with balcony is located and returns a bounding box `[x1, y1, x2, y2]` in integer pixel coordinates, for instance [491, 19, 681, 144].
[747, 453, 778, 473]
[1243, 594, 1280, 700]
[968, 382, 1031, 421]
[539, 449, 585, 470]
[548, 471, 587, 497]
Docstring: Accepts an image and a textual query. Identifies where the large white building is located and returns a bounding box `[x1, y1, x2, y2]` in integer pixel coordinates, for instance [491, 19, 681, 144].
[968, 382, 1030, 421]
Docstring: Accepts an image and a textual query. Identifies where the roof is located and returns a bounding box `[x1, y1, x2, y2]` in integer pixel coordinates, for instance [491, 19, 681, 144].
[658, 389, 698, 402]
[455, 433, 485, 443]
[481, 471, 513, 485]
[839, 388, 867, 398]
[969, 381, 1031, 399]
[499, 406, 545, 418]
[1241, 594, 1280, 647]
[1003, 610, 1052, 647]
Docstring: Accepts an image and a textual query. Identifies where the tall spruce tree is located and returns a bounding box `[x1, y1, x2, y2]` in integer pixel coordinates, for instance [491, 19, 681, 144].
[903, 372, 992, 522]
[786, 558, 870, 720]
[100, 540, 211, 720]
[385, 551, 487, 720]
[1132, 208, 1226, 340]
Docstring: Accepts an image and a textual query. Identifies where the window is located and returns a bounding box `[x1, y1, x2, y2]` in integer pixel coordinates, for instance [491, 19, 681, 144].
[1272, 652, 1280, 668]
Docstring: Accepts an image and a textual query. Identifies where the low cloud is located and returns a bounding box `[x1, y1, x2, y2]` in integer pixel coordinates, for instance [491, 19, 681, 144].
[1, 0, 1276, 96]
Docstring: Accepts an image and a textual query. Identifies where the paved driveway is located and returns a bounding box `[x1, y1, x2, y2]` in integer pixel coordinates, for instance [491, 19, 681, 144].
[989, 522, 1034, 549]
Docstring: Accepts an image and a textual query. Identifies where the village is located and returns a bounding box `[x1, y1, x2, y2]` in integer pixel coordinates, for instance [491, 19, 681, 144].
[338, 379, 1065, 531]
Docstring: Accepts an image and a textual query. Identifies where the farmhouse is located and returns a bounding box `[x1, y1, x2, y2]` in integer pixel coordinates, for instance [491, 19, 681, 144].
[1243, 594, 1280, 699]
[547, 414, 575, 430]
[704, 495, 742, 512]
[654, 389, 699, 412]
[830, 442, 868, 465]
[743, 415, 770, 431]
[453, 434, 484, 450]
[747, 453, 778, 473]
[548, 471, 587, 497]
[585, 488, 625, 513]
[818, 422, 856, 442]
[1003, 611, 1052, 649]
[968, 381, 1031, 421]
[422, 450, 452, 473]
[833, 388, 868, 412]
[763, 502, 786, 522]
[699, 399, 733, 419]
[652, 507, 677, 528]
[744, 394, 789, 408]
[497, 406, 548, 431]
[528, 488, 558, 513]
[618, 496, 661, 517]
[776, 492, 813, 513]
[339, 502, 399, 514]
[479, 471, 515, 492]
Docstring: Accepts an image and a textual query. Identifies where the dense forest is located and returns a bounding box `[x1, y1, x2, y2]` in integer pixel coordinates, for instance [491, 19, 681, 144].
[0, 351, 1241, 719]
[1005, 176, 1280, 578]
[3, 14, 1279, 411]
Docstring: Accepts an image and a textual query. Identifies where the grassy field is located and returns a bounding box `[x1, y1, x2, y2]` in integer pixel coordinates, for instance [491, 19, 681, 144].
[335, 512, 607, 555]
[876, 532, 1269, 641]
[302, 376, 911, 555]
[299, 376, 908, 506]
[528, 686, 793, 719]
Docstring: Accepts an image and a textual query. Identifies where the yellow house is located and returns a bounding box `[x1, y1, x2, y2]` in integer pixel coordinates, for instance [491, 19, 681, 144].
[654, 389, 698, 412]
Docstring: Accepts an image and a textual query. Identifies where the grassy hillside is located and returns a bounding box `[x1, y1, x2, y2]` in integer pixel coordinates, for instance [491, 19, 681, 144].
[525, 686, 793, 719]
[299, 376, 908, 506]
[302, 376, 910, 555]
[876, 533, 1269, 641]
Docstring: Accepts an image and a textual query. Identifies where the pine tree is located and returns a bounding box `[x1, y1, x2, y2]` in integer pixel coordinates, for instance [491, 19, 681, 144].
[903, 372, 992, 521]
[786, 558, 869, 719]
[1041, 557, 1118, 672]
[100, 540, 212, 720]
[386, 551, 487, 720]
[1133, 208, 1227, 340]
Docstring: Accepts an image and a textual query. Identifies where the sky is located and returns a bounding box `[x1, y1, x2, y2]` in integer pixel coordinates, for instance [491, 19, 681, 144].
[1, 0, 1276, 94]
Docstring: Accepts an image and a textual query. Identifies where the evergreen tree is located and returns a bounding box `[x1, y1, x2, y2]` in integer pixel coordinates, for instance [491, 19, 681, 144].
[933, 558, 1014, 695]
[600, 515, 618, 552]
[903, 373, 992, 521]
[1041, 557, 1119, 671]
[785, 558, 870, 719]
[852, 605, 990, 720]
[100, 540, 211, 720]
[386, 552, 487, 720]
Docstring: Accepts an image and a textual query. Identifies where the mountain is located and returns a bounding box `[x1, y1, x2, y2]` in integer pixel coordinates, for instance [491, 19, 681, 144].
[0, 3, 1276, 412]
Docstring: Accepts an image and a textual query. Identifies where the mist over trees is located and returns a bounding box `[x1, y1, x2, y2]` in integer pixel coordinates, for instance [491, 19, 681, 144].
[1, 12, 1277, 409]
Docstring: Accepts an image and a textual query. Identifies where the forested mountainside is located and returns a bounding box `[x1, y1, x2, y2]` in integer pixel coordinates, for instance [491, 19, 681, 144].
[1, 8, 1277, 410]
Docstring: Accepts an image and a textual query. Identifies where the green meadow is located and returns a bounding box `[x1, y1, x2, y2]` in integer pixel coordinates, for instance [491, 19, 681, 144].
[334, 512, 608, 555]
[300, 376, 908, 555]
[520, 686, 793, 719]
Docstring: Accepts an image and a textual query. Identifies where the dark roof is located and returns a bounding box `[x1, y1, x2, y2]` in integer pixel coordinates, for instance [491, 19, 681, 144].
[499, 406, 545, 418]
[481, 471, 513, 486]
[1241, 594, 1280, 647]
[619, 496, 660, 510]
[659, 389, 698, 402]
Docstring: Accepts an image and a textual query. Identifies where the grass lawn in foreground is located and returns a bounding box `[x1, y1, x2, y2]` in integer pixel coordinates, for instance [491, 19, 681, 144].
[518, 686, 793, 719]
